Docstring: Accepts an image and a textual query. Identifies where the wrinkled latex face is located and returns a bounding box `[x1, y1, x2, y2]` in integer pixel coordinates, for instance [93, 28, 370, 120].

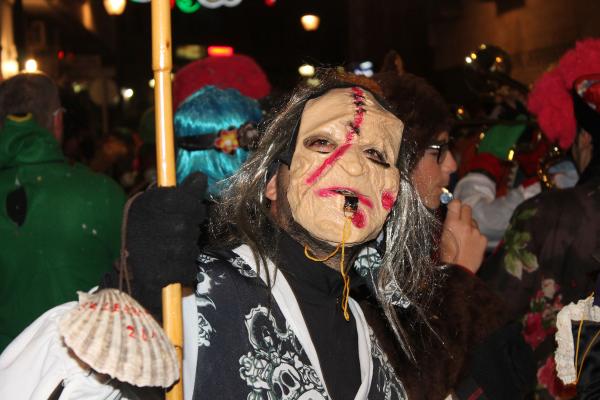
[287, 87, 403, 245]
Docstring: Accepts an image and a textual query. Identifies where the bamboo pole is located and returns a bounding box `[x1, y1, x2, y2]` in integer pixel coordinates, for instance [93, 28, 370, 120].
[152, 0, 176, 188]
[151, 1, 182, 399]
[162, 283, 183, 400]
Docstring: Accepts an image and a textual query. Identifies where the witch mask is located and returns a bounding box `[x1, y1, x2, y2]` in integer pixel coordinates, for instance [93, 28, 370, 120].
[286, 87, 404, 245]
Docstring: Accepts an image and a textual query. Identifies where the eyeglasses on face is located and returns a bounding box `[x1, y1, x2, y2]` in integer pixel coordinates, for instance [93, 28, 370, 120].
[426, 140, 452, 164]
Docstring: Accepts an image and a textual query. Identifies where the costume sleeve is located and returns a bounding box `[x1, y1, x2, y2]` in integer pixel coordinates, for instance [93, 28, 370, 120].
[428, 266, 510, 395]
[454, 172, 540, 248]
[478, 199, 545, 321]
[0, 303, 75, 399]
[431, 267, 536, 399]
[190, 258, 269, 400]
[0, 302, 128, 400]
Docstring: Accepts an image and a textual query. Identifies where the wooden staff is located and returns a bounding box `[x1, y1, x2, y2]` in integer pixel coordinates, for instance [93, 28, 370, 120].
[162, 283, 183, 400]
[152, 0, 176, 188]
[151, 1, 182, 399]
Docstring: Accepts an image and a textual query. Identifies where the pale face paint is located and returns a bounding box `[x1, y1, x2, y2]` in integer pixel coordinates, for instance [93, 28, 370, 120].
[287, 87, 404, 245]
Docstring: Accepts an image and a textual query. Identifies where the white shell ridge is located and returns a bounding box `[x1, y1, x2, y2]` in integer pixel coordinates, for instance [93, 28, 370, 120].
[59, 289, 179, 388]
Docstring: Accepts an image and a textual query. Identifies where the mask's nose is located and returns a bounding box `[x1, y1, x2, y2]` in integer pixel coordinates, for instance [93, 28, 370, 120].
[338, 146, 365, 176]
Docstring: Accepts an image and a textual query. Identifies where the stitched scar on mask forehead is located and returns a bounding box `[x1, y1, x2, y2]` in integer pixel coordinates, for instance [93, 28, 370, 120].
[305, 87, 367, 185]
[349, 87, 365, 137]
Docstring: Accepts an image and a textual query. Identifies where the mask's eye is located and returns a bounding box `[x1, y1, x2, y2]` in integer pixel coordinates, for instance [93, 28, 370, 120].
[304, 137, 337, 154]
[364, 148, 390, 168]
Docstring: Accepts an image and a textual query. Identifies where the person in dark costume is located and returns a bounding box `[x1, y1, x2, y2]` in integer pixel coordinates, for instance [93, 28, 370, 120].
[186, 71, 429, 400]
[480, 38, 600, 399]
[119, 68, 534, 399]
[362, 70, 535, 399]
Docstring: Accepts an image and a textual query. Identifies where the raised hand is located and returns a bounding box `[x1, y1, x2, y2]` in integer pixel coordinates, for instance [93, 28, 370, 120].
[440, 199, 488, 273]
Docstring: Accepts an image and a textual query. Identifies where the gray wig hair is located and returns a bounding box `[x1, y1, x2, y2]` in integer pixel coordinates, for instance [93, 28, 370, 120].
[212, 70, 440, 360]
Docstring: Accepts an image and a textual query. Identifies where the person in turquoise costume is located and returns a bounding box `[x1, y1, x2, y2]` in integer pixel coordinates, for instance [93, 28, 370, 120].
[0, 73, 125, 352]
[174, 85, 263, 197]
[98, 56, 270, 322]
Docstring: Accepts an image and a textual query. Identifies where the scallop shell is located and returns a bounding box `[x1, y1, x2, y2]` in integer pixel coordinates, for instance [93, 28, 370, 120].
[59, 289, 179, 388]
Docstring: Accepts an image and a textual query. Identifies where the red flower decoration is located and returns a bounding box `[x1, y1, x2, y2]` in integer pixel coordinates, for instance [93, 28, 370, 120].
[523, 312, 547, 349]
[214, 129, 239, 154]
[537, 356, 577, 399]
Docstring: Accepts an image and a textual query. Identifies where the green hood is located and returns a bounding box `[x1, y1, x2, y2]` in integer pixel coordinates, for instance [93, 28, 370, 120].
[0, 116, 64, 169]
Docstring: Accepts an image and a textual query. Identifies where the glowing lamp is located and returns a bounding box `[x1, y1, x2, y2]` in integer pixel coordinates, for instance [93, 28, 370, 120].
[301, 14, 320, 31]
[465, 56, 473, 64]
[298, 64, 315, 77]
[24, 59, 38, 72]
[1, 60, 19, 78]
[353, 60, 374, 77]
[208, 46, 234, 57]
[149, 79, 156, 89]
[359, 61, 373, 70]
[72, 82, 83, 93]
[121, 87, 134, 100]
[176, 0, 200, 13]
[104, 0, 126, 15]
[199, 0, 242, 9]
[265, 0, 276, 6]
[507, 148, 515, 161]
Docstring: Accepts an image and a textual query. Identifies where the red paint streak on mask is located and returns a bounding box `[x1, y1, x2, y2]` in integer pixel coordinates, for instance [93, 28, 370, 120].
[351, 209, 366, 228]
[316, 187, 373, 209]
[305, 87, 367, 186]
[381, 191, 396, 211]
[353, 108, 364, 128]
[305, 143, 351, 185]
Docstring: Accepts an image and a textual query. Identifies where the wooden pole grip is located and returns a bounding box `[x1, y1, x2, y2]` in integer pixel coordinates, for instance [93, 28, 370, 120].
[162, 283, 183, 400]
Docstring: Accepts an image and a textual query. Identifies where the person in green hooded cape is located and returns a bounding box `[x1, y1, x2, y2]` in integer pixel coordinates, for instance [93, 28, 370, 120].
[0, 73, 125, 352]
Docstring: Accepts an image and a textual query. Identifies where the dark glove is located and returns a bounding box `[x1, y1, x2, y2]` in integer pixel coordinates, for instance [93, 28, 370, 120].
[123, 172, 207, 320]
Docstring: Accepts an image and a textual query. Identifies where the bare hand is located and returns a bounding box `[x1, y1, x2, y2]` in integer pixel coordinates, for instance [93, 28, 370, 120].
[440, 199, 488, 273]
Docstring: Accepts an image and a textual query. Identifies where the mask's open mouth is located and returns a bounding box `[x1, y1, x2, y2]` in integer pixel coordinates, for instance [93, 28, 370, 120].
[343, 195, 359, 215]
[316, 187, 373, 210]
[333, 188, 357, 197]
[331, 189, 359, 215]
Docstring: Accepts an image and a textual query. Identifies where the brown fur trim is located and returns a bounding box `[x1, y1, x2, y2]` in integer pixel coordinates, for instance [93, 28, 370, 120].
[362, 266, 508, 399]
